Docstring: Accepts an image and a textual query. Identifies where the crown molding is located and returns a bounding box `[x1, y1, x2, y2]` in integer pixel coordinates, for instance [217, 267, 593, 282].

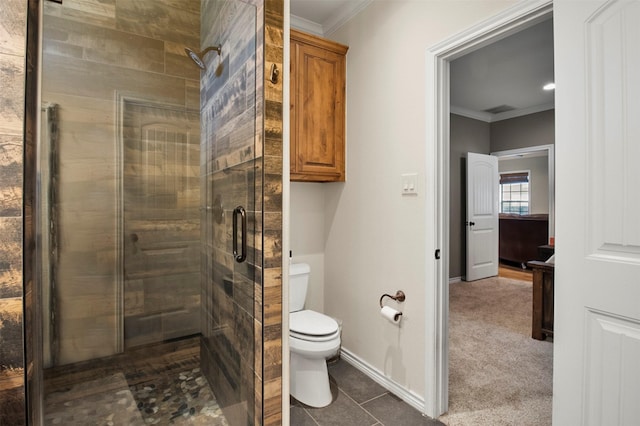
[290, 14, 323, 36]
[450, 106, 493, 122]
[490, 102, 554, 122]
[323, 0, 373, 36]
[451, 102, 555, 123]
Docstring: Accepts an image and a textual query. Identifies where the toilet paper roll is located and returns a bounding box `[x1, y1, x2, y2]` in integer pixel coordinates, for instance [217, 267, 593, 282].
[380, 305, 402, 324]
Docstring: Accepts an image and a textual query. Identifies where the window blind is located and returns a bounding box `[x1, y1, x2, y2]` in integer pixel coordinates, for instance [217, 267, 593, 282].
[500, 172, 529, 185]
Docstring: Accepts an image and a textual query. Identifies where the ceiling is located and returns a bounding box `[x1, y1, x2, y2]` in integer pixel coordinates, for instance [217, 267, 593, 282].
[450, 18, 554, 122]
[290, 1, 554, 123]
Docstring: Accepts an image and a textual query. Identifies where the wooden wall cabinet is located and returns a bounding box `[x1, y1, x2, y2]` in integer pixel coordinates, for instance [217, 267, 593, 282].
[290, 30, 348, 182]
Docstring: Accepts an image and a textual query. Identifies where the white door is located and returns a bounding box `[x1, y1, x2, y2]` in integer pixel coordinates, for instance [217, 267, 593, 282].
[554, 0, 640, 424]
[465, 152, 499, 281]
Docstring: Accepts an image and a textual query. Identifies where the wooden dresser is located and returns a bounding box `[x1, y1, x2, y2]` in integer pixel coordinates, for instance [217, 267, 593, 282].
[499, 214, 549, 267]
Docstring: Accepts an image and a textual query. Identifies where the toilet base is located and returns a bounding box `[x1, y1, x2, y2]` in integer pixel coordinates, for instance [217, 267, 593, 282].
[290, 352, 333, 407]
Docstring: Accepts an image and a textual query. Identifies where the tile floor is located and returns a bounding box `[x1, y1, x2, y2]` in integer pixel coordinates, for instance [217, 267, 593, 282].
[291, 359, 444, 426]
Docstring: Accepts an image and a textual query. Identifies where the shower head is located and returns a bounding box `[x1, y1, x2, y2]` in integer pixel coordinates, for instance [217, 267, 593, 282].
[185, 48, 206, 70]
[184, 45, 221, 70]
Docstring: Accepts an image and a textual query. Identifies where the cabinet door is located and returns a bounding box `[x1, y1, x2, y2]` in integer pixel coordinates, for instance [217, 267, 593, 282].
[291, 40, 346, 181]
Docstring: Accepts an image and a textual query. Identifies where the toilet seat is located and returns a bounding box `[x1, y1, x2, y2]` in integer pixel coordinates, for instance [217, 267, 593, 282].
[290, 329, 340, 342]
[290, 310, 339, 342]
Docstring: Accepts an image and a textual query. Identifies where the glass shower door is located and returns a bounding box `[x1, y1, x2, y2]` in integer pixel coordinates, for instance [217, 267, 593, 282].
[199, 1, 259, 424]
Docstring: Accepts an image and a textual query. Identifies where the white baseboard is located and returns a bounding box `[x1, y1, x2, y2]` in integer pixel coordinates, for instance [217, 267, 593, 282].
[339, 348, 425, 414]
[449, 276, 462, 284]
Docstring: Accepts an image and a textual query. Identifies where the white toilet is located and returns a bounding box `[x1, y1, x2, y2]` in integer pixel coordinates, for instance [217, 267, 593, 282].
[289, 263, 341, 407]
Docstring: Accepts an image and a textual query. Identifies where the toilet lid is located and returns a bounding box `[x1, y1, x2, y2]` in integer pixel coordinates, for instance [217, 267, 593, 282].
[290, 310, 339, 336]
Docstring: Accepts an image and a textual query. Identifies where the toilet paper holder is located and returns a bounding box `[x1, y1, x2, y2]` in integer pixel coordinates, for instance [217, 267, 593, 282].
[379, 290, 406, 308]
[380, 291, 405, 322]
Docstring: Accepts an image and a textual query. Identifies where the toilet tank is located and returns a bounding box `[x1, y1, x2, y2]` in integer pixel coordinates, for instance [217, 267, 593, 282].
[289, 263, 310, 312]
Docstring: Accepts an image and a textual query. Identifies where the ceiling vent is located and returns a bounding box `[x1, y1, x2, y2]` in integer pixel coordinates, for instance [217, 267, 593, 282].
[483, 105, 516, 114]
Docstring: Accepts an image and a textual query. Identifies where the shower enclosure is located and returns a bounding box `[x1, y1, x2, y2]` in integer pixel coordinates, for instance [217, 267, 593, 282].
[28, 0, 281, 424]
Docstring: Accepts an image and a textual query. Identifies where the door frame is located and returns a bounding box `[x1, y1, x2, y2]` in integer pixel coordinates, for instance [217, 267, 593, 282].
[115, 93, 200, 352]
[424, 0, 553, 417]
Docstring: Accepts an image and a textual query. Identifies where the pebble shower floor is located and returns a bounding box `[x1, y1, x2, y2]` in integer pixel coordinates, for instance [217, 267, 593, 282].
[42, 337, 228, 425]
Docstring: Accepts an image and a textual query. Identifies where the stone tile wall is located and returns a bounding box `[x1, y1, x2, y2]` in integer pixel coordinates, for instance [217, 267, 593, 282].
[0, 1, 27, 424]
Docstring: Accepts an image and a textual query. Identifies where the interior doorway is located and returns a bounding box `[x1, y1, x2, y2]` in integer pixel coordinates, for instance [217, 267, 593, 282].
[447, 20, 555, 426]
[424, 0, 554, 419]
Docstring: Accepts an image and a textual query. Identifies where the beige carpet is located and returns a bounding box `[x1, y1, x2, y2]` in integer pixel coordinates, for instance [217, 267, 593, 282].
[439, 276, 553, 426]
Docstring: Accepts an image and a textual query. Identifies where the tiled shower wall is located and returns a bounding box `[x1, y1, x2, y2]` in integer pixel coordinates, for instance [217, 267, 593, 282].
[41, 0, 201, 365]
[0, 0, 27, 424]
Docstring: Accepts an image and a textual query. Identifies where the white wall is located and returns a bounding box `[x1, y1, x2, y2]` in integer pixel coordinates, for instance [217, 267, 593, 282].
[318, 0, 518, 402]
[290, 182, 326, 312]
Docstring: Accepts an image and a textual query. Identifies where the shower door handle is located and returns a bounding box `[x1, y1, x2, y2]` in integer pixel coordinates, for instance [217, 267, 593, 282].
[233, 206, 247, 263]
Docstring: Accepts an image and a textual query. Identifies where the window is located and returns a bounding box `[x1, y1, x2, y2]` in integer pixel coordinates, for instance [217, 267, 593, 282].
[500, 171, 529, 214]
